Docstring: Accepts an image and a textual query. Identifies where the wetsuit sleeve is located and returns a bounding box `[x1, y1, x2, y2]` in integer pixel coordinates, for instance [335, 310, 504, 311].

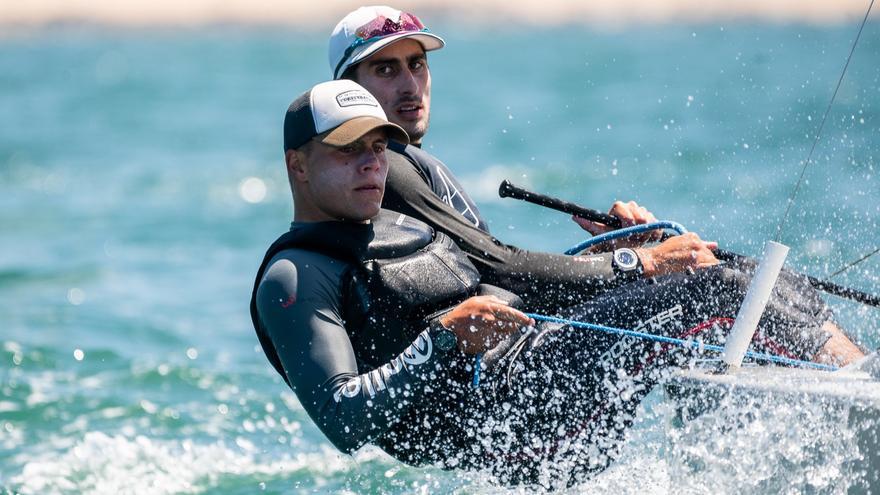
[255, 250, 450, 454]
[383, 150, 623, 311]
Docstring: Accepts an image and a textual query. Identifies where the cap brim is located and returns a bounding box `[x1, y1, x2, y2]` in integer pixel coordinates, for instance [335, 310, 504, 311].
[337, 32, 445, 78]
[318, 116, 409, 147]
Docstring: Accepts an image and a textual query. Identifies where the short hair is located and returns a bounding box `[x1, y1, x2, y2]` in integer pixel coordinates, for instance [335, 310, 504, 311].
[296, 139, 315, 155]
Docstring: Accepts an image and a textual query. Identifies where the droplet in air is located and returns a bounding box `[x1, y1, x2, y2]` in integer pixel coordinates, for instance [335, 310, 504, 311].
[186, 348, 199, 360]
[239, 177, 267, 204]
[67, 288, 86, 306]
[74, 349, 85, 361]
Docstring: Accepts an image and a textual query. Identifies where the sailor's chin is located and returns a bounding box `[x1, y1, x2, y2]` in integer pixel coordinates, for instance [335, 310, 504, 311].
[351, 199, 382, 220]
[396, 122, 427, 143]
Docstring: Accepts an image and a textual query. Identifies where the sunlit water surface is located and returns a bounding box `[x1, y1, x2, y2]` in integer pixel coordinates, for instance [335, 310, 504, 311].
[1, 23, 879, 493]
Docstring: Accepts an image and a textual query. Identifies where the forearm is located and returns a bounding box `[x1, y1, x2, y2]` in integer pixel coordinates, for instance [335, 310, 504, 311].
[256, 255, 460, 453]
[308, 329, 452, 453]
[474, 247, 619, 311]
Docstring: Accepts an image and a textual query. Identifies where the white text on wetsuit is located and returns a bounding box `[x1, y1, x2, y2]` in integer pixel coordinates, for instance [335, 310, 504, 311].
[634, 304, 683, 333]
[603, 304, 684, 361]
[332, 330, 433, 402]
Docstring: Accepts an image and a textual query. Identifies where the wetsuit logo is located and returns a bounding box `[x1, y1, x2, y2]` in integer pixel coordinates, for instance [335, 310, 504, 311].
[603, 304, 684, 362]
[633, 304, 683, 333]
[401, 332, 432, 366]
[574, 255, 606, 263]
[434, 166, 481, 229]
[332, 330, 433, 402]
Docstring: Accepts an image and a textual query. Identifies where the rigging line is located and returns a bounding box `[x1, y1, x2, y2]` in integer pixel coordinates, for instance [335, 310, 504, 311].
[830, 246, 880, 278]
[775, 0, 877, 242]
[526, 313, 838, 371]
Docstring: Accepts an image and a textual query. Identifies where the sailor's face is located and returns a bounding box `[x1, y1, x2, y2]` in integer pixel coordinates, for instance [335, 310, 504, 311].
[353, 39, 431, 145]
[303, 129, 389, 222]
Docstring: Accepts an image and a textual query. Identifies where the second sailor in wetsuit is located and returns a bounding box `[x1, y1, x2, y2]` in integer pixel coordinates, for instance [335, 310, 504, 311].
[252, 80, 844, 488]
[325, 5, 865, 365]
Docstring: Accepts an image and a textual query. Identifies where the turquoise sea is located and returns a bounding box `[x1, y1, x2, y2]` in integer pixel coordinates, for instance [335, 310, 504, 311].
[1, 21, 879, 493]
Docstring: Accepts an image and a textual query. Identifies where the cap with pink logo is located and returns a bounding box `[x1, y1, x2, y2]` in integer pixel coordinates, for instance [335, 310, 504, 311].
[328, 6, 445, 79]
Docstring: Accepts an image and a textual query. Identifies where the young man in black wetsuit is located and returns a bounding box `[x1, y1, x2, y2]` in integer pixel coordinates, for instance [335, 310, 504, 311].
[250, 80, 556, 481]
[326, 5, 864, 365]
[252, 80, 861, 487]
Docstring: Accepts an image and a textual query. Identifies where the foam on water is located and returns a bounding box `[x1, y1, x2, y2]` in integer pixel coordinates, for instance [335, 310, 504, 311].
[572, 387, 873, 494]
[10, 432, 356, 494]
[3, 352, 879, 493]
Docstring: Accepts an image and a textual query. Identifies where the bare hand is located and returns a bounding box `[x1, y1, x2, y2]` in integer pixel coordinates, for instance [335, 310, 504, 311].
[572, 200, 664, 249]
[635, 232, 719, 277]
[439, 295, 534, 355]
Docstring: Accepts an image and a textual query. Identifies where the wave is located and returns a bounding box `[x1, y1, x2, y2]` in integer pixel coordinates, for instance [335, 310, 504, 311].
[8, 431, 357, 494]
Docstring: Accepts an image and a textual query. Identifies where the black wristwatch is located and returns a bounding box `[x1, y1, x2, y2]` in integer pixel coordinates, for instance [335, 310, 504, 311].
[612, 248, 643, 279]
[429, 319, 458, 353]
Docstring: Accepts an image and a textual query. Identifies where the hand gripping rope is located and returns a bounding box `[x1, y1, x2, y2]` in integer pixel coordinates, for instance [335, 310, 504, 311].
[564, 221, 688, 255]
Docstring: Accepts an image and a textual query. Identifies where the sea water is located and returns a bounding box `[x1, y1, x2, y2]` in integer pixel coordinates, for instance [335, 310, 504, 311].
[1, 22, 879, 494]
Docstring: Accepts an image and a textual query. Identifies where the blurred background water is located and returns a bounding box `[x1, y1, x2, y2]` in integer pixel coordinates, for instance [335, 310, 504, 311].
[1, 18, 879, 494]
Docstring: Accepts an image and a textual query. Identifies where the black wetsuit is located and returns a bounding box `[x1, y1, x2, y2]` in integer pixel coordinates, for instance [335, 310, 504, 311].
[383, 141, 630, 311]
[251, 207, 833, 487]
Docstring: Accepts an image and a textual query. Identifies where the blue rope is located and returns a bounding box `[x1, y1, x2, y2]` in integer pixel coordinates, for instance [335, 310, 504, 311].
[527, 313, 839, 372]
[473, 217, 835, 381]
[471, 353, 483, 389]
[565, 221, 689, 255]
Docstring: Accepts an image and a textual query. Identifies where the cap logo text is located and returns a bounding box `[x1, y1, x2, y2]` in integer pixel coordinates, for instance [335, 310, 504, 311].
[336, 90, 378, 108]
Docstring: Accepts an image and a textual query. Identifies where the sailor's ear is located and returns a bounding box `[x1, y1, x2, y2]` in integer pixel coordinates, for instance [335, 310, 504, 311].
[286, 148, 309, 182]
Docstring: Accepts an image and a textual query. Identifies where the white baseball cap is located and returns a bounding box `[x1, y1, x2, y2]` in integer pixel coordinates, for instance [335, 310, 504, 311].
[328, 6, 445, 79]
[283, 80, 408, 151]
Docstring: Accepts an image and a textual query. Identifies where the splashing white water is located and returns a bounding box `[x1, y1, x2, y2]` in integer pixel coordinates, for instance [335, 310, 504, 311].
[11, 431, 357, 494]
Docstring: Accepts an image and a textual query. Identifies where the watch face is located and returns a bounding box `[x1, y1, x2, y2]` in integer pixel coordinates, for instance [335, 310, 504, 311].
[435, 329, 457, 352]
[614, 249, 638, 270]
